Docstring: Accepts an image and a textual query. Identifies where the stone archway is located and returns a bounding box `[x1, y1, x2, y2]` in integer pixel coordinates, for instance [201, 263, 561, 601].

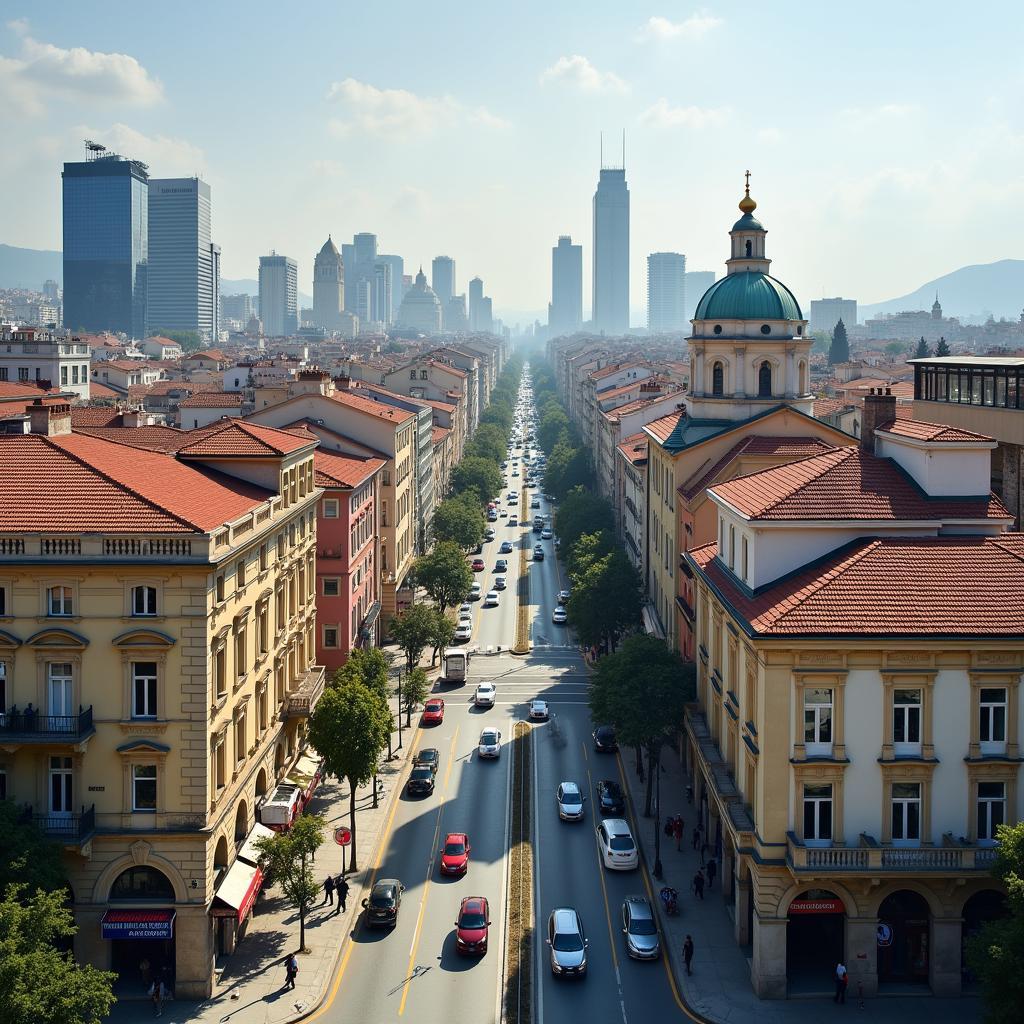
[255, 767, 268, 799]
[877, 889, 930, 984]
[234, 800, 248, 842]
[785, 887, 846, 992]
[213, 835, 229, 870]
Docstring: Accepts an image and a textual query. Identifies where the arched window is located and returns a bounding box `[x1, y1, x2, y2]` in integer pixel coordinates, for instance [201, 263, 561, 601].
[214, 836, 229, 869]
[712, 362, 724, 397]
[758, 361, 772, 398]
[235, 801, 248, 841]
[745, 239, 752, 257]
[109, 866, 175, 901]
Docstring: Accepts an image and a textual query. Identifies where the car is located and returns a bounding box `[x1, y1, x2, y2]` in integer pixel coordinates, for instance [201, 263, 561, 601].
[487, 510, 497, 522]
[596, 779, 625, 815]
[485, 525, 496, 537]
[552, 606, 567, 625]
[469, 582, 482, 599]
[406, 766, 435, 796]
[593, 725, 618, 752]
[362, 879, 404, 927]
[512, 468, 519, 476]
[459, 609, 473, 624]
[478, 727, 501, 757]
[499, 508, 507, 518]
[495, 558, 508, 572]
[474, 682, 496, 707]
[501, 461, 508, 469]
[454, 623, 472, 642]
[557, 590, 571, 605]
[499, 541, 513, 554]
[509, 515, 519, 527]
[494, 575, 506, 590]
[531, 497, 541, 509]
[459, 602, 472, 616]
[556, 781, 585, 821]
[541, 528, 553, 540]
[440, 832, 471, 875]
[422, 698, 445, 725]
[596, 818, 639, 870]
[621, 896, 661, 960]
[414, 747, 440, 773]
[533, 546, 544, 562]
[470, 543, 483, 555]
[547, 907, 588, 977]
[483, 590, 499, 607]
[471, 558, 485, 572]
[529, 699, 549, 720]
[455, 896, 491, 955]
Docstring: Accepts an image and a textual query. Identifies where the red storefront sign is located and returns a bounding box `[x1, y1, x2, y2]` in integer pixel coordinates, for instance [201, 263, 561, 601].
[789, 898, 844, 915]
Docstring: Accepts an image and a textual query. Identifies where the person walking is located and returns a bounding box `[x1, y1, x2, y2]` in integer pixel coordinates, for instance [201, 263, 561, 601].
[706, 858, 717, 889]
[682, 935, 695, 976]
[322, 874, 335, 906]
[834, 961, 848, 1004]
[692, 869, 705, 900]
[691, 825, 702, 852]
[673, 816, 684, 851]
[283, 953, 298, 991]
[336, 874, 350, 914]
[149, 978, 166, 1018]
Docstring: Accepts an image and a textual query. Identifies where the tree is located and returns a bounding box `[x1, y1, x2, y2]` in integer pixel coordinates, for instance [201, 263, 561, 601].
[388, 603, 439, 671]
[253, 813, 324, 953]
[884, 340, 906, 357]
[538, 407, 571, 453]
[308, 680, 391, 873]
[0, 801, 66, 896]
[555, 486, 615, 554]
[966, 821, 1024, 1023]
[0, 885, 116, 1024]
[428, 609, 455, 667]
[566, 529, 616, 582]
[935, 335, 951, 356]
[828, 319, 850, 365]
[331, 646, 390, 698]
[401, 667, 431, 726]
[465, 423, 507, 465]
[544, 441, 592, 498]
[147, 327, 204, 352]
[415, 541, 473, 612]
[568, 550, 643, 653]
[480, 404, 512, 433]
[433, 493, 485, 549]
[451, 455, 503, 504]
[914, 336, 930, 359]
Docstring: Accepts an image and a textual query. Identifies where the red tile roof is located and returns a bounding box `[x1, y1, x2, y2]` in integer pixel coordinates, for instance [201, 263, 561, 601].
[177, 420, 317, 457]
[70, 407, 125, 427]
[314, 449, 385, 489]
[88, 381, 123, 400]
[178, 391, 243, 409]
[73, 425, 190, 452]
[432, 425, 451, 445]
[331, 390, 416, 423]
[604, 386, 685, 421]
[103, 359, 157, 372]
[812, 398, 853, 418]
[644, 410, 687, 443]
[879, 418, 993, 443]
[689, 535, 1024, 637]
[590, 360, 646, 381]
[709, 447, 1009, 522]
[616, 432, 648, 465]
[0, 381, 56, 402]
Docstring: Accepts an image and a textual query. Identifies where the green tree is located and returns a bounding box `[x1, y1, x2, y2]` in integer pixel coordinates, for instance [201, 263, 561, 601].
[566, 529, 616, 582]
[401, 667, 431, 726]
[828, 319, 850, 365]
[433, 493, 485, 549]
[253, 813, 324, 953]
[935, 335, 951, 356]
[810, 330, 831, 355]
[465, 423, 508, 465]
[331, 646, 390, 698]
[0, 801, 66, 896]
[544, 441, 592, 498]
[914, 336, 930, 359]
[884, 341, 906, 357]
[568, 550, 642, 653]
[480, 403, 513, 433]
[555, 486, 615, 553]
[451, 455, 503, 503]
[388, 603, 439, 671]
[538, 407, 571, 453]
[428, 608, 455, 667]
[0, 885, 116, 1024]
[966, 821, 1024, 1023]
[308, 681, 391, 873]
[147, 327, 204, 352]
[415, 541, 473, 612]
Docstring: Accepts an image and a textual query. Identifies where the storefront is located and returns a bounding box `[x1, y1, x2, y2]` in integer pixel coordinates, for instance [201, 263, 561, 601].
[102, 906, 176, 991]
[786, 890, 845, 989]
[211, 859, 263, 956]
[877, 890, 930, 984]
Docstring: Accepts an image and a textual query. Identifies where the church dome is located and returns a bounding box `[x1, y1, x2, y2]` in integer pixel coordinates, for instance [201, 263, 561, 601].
[695, 271, 803, 321]
[397, 267, 442, 332]
[732, 211, 765, 232]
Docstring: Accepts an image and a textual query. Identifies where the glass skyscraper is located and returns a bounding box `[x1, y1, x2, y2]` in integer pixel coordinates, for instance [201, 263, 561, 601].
[592, 166, 630, 334]
[62, 155, 149, 336]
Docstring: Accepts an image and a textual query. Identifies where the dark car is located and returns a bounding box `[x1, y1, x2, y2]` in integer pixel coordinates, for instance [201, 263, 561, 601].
[455, 896, 490, 955]
[414, 747, 440, 774]
[533, 546, 544, 562]
[597, 779, 625, 815]
[593, 725, 618, 752]
[406, 766, 435, 796]
[362, 879, 404, 927]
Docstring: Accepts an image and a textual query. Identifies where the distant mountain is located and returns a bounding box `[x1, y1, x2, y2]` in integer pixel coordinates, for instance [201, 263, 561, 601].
[859, 259, 1024, 321]
[0, 244, 62, 289]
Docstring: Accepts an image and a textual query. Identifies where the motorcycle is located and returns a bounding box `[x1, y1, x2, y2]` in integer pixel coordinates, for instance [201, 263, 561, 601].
[659, 886, 679, 916]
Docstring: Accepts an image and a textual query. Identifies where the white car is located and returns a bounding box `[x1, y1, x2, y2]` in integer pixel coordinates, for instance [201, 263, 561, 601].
[529, 699, 549, 720]
[552, 606, 567, 625]
[469, 583, 482, 600]
[494, 576, 506, 590]
[596, 819, 639, 870]
[531, 498, 541, 509]
[541, 528, 552, 540]
[454, 623, 472, 642]
[556, 591, 570, 605]
[557, 781, 585, 822]
[499, 508, 507, 518]
[460, 602, 473, 615]
[509, 515, 519, 527]
[483, 590, 499, 607]
[478, 727, 502, 758]
[474, 682, 496, 707]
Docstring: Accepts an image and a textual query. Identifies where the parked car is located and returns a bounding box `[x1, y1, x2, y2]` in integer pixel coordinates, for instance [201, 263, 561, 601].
[541, 528, 552, 540]
[593, 725, 618, 752]
[557, 590, 571, 605]
[596, 779, 625, 815]
[455, 896, 491, 955]
[556, 781, 585, 821]
[621, 896, 661, 960]
[596, 819, 639, 870]
[440, 832, 471, 875]
[469, 583, 482, 600]
[531, 497, 541, 509]
[509, 515, 519, 526]
[474, 682, 496, 707]
[471, 558, 485, 572]
[454, 622, 472, 642]
[362, 879, 404, 927]
[478, 727, 501, 758]
[499, 540, 513, 553]
[547, 907, 588, 977]
[406, 766, 435, 796]
[533, 545, 544, 561]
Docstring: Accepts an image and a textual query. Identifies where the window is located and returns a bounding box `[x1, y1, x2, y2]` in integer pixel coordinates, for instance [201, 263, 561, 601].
[323, 626, 339, 649]
[258, 604, 269, 654]
[323, 498, 340, 519]
[215, 644, 227, 698]
[258, 684, 268, 732]
[235, 623, 247, 677]
[323, 578, 340, 597]
[61, 365, 68, 385]
[802, 782, 833, 843]
[216, 574, 225, 603]
[47, 586, 73, 616]
[259, 544, 268, 573]
[410, 369, 417, 380]
[741, 536, 749, 581]
[712, 361, 724, 397]
[803, 689, 833, 755]
[728, 524, 736, 570]
[132, 585, 157, 616]
[760, 323, 771, 335]
[234, 710, 247, 765]
[420, 370, 428, 380]
[382, 469, 391, 486]
[977, 781, 1006, 842]
[71, 364, 79, 384]
[18, 367, 28, 382]
[237, 559, 246, 588]
[745, 239, 753, 257]
[893, 689, 922, 755]
[757, 361, 772, 398]
[277, 533, 285, 559]
[215, 737, 226, 789]
[110, 866, 174, 900]
[132, 764, 157, 811]
[891, 781, 921, 844]
[0, 584, 6, 616]
[980, 688, 1007, 754]
[132, 662, 158, 719]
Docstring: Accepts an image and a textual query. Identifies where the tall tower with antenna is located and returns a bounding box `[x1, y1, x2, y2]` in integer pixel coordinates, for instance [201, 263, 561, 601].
[592, 132, 630, 333]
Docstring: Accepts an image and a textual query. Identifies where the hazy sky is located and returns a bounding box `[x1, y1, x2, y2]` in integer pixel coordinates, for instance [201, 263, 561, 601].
[1, 2, 1022, 324]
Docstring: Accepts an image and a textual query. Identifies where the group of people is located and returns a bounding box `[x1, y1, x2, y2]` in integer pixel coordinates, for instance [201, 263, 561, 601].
[321, 872, 350, 914]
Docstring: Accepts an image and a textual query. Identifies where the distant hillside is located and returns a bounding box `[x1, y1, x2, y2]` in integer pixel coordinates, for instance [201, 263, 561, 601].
[0, 244, 62, 289]
[860, 259, 1024, 321]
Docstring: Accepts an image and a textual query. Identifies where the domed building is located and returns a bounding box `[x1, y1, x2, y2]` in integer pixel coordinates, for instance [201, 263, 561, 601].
[395, 267, 442, 333]
[312, 235, 345, 332]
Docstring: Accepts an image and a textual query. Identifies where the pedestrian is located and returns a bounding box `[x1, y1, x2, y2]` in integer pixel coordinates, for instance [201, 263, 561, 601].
[149, 978, 166, 1017]
[322, 874, 335, 906]
[336, 875, 349, 913]
[706, 858, 717, 888]
[834, 961, 848, 1003]
[283, 953, 298, 991]
[683, 934, 695, 976]
[692, 869, 705, 900]
[691, 825, 702, 851]
[673, 815, 684, 851]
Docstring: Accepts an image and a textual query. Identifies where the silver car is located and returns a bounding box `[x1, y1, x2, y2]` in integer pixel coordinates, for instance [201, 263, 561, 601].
[621, 896, 661, 960]
[548, 907, 587, 977]
[556, 781, 585, 821]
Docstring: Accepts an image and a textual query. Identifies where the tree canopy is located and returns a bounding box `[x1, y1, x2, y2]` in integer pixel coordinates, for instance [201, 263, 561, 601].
[389, 603, 442, 671]
[401, 667, 431, 726]
[538, 406, 571, 453]
[433, 492, 486, 549]
[331, 646, 391, 702]
[414, 541, 474, 612]
[451, 455, 503, 504]
[568, 549, 643, 653]
[465, 422, 508, 465]
[0, 801, 66, 896]
[543, 441, 592, 499]
[914, 336, 930, 359]
[828, 319, 850, 365]
[935, 335, 951, 356]
[566, 529, 616, 583]
[555, 486, 615, 553]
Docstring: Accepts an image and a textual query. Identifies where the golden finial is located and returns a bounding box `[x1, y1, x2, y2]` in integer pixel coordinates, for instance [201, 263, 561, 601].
[739, 169, 757, 214]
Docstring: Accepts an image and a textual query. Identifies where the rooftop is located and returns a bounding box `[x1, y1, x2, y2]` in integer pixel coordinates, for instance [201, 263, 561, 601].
[616, 432, 649, 465]
[314, 448, 385, 489]
[879, 418, 993, 443]
[178, 391, 243, 409]
[176, 420, 318, 458]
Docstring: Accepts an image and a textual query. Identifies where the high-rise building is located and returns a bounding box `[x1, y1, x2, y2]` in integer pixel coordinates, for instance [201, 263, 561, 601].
[43, 279, 61, 302]
[221, 293, 253, 323]
[313, 236, 345, 331]
[62, 150, 149, 336]
[479, 297, 493, 333]
[396, 267, 442, 333]
[549, 235, 583, 333]
[372, 260, 392, 325]
[353, 232, 377, 267]
[445, 295, 469, 332]
[809, 296, 858, 333]
[210, 242, 221, 341]
[431, 256, 456, 307]
[592, 165, 630, 333]
[646, 252, 687, 333]
[146, 177, 218, 340]
[684, 271, 716, 323]
[258, 253, 298, 336]
[378, 254, 404, 318]
[468, 277, 484, 330]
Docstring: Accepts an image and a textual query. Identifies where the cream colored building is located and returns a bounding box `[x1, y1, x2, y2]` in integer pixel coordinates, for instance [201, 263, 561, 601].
[0, 403, 325, 998]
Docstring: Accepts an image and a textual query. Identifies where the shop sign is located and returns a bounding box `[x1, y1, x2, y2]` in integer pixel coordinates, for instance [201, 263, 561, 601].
[101, 909, 175, 940]
[877, 922, 894, 947]
[789, 898, 844, 915]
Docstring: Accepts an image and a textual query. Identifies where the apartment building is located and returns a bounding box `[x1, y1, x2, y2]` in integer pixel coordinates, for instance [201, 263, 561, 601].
[431, 346, 481, 432]
[0, 404, 324, 997]
[615, 432, 648, 580]
[0, 326, 91, 400]
[382, 357, 471, 451]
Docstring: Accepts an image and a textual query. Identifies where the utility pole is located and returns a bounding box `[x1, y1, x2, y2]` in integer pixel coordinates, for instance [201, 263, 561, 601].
[653, 749, 663, 879]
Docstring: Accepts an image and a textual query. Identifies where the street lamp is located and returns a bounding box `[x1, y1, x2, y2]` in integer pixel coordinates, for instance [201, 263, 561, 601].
[396, 669, 403, 751]
[653, 749, 663, 879]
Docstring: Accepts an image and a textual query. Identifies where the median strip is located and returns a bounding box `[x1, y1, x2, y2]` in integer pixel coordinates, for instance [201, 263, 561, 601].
[503, 722, 533, 1024]
[513, 487, 531, 654]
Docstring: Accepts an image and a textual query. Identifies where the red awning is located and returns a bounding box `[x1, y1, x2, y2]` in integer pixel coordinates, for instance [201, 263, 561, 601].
[211, 861, 263, 924]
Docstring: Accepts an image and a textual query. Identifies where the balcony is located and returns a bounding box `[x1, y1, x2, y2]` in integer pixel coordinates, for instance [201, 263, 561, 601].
[0, 706, 95, 747]
[284, 666, 326, 718]
[26, 804, 96, 849]
[786, 832, 999, 875]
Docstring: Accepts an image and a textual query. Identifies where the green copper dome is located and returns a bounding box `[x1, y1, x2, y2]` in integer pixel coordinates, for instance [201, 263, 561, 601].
[695, 271, 803, 322]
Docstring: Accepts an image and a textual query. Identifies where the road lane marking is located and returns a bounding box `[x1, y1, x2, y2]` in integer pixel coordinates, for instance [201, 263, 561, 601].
[587, 766, 621, 978]
[494, 696, 515, 1024]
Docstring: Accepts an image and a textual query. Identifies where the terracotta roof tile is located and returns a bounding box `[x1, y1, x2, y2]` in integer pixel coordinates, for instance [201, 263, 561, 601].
[0, 381, 56, 401]
[73, 425, 190, 452]
[314, 449, 385, 489]
[590, 360, 646, 381]
[70, 407, 125, 427]
[432, 425, 451, 444]
[879, 418, 993, 443]
[616, 432, 649, 465]
[643, 410, 687, 443]
[603, 386, 685, 421]
[88, 381, 123, 400]
[177, 420, 317, 457]
[178, 391, 244, 409]
[330, 390, 416, 423]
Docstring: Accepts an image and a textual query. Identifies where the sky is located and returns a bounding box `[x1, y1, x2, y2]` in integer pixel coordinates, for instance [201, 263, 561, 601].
[1, 1, 1022, 326]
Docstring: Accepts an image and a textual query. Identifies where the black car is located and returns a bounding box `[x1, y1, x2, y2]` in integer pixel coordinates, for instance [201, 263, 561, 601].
[593, 725, 618, 753]
[362, 879, 404, 927]
[414, 747, 440, 774]
[406, 766, 435, 796]
[597, 779, 625, 815]
[533, 546, 544, 562]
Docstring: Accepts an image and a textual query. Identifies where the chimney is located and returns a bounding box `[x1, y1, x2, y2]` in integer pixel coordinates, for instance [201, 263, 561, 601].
[860, 387, 897, 453]
[29, 399, 72, 437]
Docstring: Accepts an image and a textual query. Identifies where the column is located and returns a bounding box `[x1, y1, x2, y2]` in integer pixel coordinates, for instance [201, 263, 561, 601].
[733, 347, 746, 398]
[929, 916, 964, 996]
[845, 917, 878, 997]
[694, 349, 705, 396]
[751, 912, 788, 998]
[734, 873, 751, 945]
[785, 346, 796, 398]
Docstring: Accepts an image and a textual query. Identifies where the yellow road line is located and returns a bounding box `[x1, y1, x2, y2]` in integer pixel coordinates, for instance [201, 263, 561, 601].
[587, 766, 620, 976]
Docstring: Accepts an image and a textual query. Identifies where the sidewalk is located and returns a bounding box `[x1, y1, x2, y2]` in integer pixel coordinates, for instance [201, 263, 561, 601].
[618, 741, 983, 1024]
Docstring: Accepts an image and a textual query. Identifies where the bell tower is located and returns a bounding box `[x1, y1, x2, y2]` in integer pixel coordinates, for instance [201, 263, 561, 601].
[726, 171, 771, 275]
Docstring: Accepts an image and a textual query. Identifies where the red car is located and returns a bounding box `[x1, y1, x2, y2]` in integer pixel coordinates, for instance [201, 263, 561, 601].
[440, 832, 471, 875]
[422, 698, 445, 725]
[455, 895, 490, 955]
[471, 558, 485, 572]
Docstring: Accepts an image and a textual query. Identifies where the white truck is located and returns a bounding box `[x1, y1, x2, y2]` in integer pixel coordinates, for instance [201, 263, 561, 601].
[441, 647, 469, 686]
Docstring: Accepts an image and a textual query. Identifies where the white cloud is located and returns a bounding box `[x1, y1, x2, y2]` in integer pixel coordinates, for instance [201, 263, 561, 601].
[638, 12, 722, 41]
[639, 98, 727, 129]
[7, 18, 30, 37]
[75, 124, 205, 176]
[326, 78, 507, 137]
[538, 55, 628, 94]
